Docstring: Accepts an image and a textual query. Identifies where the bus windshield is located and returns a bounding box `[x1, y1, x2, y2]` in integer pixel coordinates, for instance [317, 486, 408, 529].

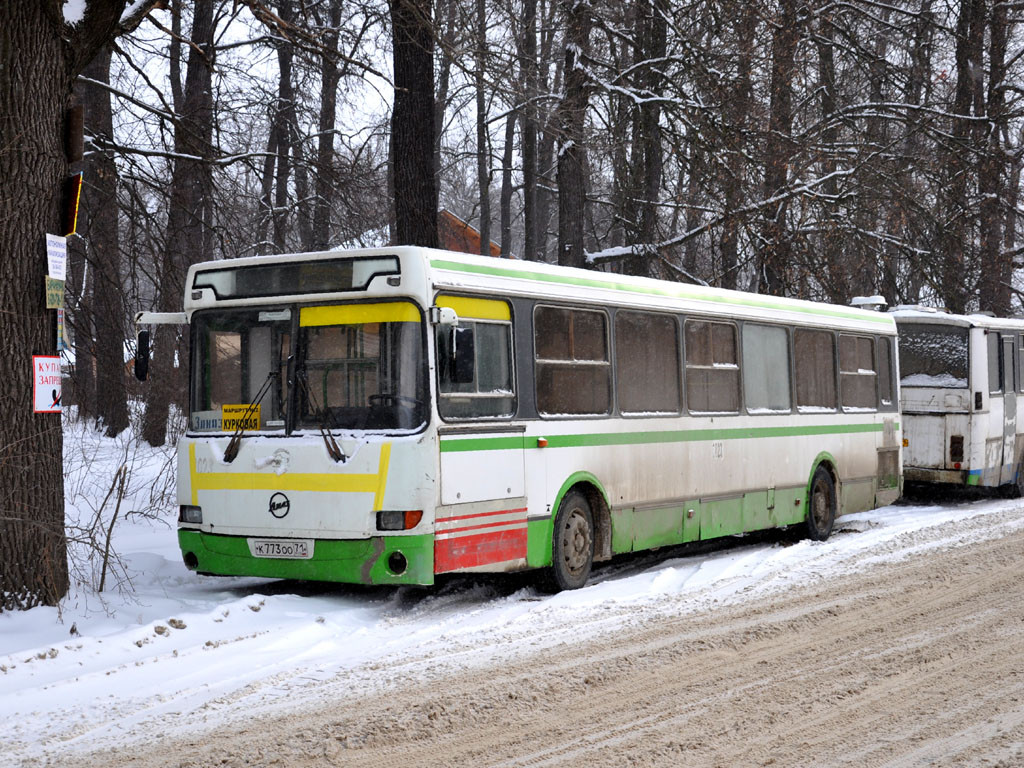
[189, 303, 427, 433]
[297, 305, 426, 431]
[897, 323, 969, 388]
[190, 308, 292, 432]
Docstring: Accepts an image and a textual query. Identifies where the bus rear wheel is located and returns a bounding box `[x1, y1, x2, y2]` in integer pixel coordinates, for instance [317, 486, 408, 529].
[806, 467, 836, 541]
[549, 490, 594, 591]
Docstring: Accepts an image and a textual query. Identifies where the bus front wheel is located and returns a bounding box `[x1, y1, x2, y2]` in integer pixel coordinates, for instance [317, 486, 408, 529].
[549, 490, 594, 591]
[806, 467, 836, 541]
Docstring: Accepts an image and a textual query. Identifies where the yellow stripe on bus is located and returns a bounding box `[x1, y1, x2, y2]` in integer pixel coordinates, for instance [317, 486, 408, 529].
[300, 302, 420, 326]
[374, 442, 391, 510]
[436, 295, 511, 321]
[189, 442, 393, 510]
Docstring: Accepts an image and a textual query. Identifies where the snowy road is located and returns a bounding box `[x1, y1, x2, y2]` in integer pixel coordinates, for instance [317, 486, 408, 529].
[4, 491, 1024, 766]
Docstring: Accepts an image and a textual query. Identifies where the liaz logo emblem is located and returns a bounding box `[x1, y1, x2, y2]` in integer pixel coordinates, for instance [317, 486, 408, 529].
[269, 492, 291, 519]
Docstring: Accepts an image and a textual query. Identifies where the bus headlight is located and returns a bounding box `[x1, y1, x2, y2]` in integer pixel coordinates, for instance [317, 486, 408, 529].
[179, 505, 203, 524]
[376, 510, 423, 531]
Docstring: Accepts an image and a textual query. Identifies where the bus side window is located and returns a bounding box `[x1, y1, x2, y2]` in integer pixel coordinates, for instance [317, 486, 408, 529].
[877, 337, 894, 409]
[1018, 334, 1024, 393]
[794, 329, 837, 411]
[742, 324, 791, 413]
[989, 332, 1003, 394]
[615, 311, 680, 415]
[839, 335, 877, 410]
[685, 320, 740, 413]
[437, 320, 515, 419]
[1003, 336, 1015, 393]
[535, 306, 611, 416]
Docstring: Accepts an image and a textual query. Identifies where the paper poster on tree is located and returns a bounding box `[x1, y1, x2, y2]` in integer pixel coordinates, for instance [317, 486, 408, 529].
[33, 356, 62, 413]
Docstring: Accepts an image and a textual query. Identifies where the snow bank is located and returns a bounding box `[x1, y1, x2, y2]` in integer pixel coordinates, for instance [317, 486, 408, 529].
[2, 418, 1023, 764]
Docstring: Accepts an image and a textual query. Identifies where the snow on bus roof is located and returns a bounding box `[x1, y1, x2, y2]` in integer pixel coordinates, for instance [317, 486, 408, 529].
[426, 248, 896, 330]
[890, 305, 1024, 331]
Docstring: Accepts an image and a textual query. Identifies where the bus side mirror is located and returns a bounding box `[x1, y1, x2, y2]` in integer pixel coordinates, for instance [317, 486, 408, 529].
[451, 327, 475, 384]
[134, 329, 150, 381]
[430, 306, 459, 327]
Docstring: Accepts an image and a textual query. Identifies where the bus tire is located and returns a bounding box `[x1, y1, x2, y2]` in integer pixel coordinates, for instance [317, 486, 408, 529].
[806, 467, 836, 541]
[549, 490, 595, 591]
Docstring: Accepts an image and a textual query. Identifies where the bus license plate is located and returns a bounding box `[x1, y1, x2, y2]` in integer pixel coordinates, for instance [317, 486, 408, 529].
[248, 538, 314, 559]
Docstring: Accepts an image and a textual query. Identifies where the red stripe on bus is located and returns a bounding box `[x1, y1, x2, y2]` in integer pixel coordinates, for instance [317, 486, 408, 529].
[439, 519, 527, 537]
[434, 526, 528, 574]
[437, 506, 528, 524]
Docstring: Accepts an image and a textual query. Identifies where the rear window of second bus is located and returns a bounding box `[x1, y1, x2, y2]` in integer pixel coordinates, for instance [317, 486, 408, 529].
[897, 323, 969, 388]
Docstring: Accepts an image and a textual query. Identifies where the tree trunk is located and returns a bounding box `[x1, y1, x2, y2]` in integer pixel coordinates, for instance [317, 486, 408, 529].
[391, 0, 438, 247]
[0, 0, 144, 610]
[608, 48, 630, 254]
[850, 9, 893, 303]
[758, 0, 800, 296]
[256, 125, 278, 255]
[534, 2, 560, 262]
[626, 0, 666, 278]
[719, 1, 755, 291]
[272, 0, 295, 254]
[474, 0, 491, 255]
[499, 110, 516, 256]
[142, 0, 216, 447]
[979, 0, 1009, 315]
[555, 0, 592, 269]
[77, 46, 129, 437]
[684, 144, 703, 280]
[292, 126, 313, 251]
[886, 0, 935, 305]
[814, 8, 844, 303]
[67, 228, 97, 421]
[433, 0, 457, 193]
[312, 0, 343, 251]
[638, 0, 666, 251]
[520, 0, 539, 260]
[939, 0, 985, 314]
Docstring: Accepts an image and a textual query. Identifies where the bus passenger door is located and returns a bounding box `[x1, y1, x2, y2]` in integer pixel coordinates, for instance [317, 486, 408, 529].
[1001, 336, 1017, 485]
[436, 426, 528, 573]
[433, 296, 529, 573]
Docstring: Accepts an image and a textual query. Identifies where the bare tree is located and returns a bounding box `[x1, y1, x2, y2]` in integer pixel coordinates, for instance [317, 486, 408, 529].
[142, 0, 217, 447]
[391, 0, 439, 246]
[0, 0, 157, 611]
[72, 45, 131, 437]
[312, 0, 344, 250]
[555, 0, 593, 268]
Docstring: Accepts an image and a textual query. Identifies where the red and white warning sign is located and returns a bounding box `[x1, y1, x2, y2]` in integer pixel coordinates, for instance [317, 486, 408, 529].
[33, 355, 62, 413]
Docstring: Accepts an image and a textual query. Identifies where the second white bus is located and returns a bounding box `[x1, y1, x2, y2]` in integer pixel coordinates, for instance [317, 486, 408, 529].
[894, 307, 1024, 494]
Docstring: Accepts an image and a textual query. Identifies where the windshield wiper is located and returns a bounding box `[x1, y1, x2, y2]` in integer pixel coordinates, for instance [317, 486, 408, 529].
[223, 371, 277, 463]
[296, 370, 346, 463]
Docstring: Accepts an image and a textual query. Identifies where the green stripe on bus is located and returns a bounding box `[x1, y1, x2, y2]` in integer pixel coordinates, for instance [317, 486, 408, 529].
[440, 435, 526, 452]
[439, 421, 891, 452]
[429, 258, 895, 326]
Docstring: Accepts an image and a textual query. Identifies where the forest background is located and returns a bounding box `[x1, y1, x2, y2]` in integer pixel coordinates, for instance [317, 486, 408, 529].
[1, 0, 1022, 609]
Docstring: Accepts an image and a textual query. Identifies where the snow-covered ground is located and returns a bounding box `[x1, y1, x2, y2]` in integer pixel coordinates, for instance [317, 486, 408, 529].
[3, 420, 1024, 766]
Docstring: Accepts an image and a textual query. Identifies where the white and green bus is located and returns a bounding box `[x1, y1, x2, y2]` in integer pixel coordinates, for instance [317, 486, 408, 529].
[893, 307, 1024, 494]
[138, 247, 902, 590]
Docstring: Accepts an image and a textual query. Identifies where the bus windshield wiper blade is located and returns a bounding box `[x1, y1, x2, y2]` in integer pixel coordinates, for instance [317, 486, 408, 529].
[296, 371, 345, 463]
[223, 371, 277, 463]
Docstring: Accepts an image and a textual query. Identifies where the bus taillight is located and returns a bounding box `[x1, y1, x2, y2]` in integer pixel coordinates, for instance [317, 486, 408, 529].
[377, 510, 423, 531]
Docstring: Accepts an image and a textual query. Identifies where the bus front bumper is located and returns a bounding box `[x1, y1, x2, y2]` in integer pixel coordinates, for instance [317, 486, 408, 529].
[177, 529, 435, 585]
